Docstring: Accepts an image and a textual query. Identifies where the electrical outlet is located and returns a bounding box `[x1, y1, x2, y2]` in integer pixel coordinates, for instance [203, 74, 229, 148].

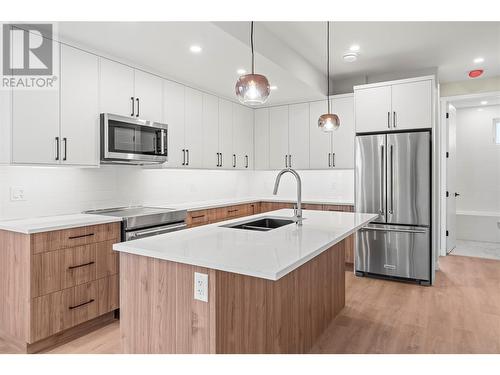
[194, 272, 208, 302]
[10, 186, 26, 201]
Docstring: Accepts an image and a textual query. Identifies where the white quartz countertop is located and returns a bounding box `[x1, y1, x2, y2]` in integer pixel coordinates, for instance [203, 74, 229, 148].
[154, 196, 354, 211]
[0, 214, 123, 234]
[113, 209, 377, 281]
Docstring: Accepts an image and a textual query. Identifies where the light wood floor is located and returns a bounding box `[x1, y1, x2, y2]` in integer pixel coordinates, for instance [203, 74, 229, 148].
[1, 255, 499, 354]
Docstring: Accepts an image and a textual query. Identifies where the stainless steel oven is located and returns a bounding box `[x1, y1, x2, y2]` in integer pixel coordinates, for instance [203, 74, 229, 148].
[100, 113, 167, 165]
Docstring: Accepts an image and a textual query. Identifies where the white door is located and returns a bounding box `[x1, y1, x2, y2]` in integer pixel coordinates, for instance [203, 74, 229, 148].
[288, 103, 310, 169]
[269, 105, 289, 169]
[218, 99, 233, 169]
[184, 88, 203, 168]
[309, 100, 332, 169]
[355, 85, 392, 133]
[163, 80, 185, 167]
[99, 58, 135, 117]
[391, 80, 432, 130]
[12, 39, 60, 164]
[133, 70, 163, 122]
[202, 93, 220, 168]
[331, 96, 355, 169]
[254, 108, 270, 170]
[233, 104, 254, 169]
[446, 104, 457, 253]
[60, 44, 99, 166]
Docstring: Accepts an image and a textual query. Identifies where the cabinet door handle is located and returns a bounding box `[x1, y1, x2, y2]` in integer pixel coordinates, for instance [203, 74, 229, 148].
[245, 155, 248, 168]
[328, 152, 331, 167]
[233, 154, 236, 168]
[63, 137, 67, 161]
[68, 233, 94, 240]
[182, 149, 186, 165]
[289, 154, 292, 168]
[393, 111, 396, 128]
[131, 97, 135, 117]
[387, 112, 391, 128]
[221, 153, 223, 167]
[68, 299, 95, 310]
[136, 98, 140, 117]
[186, 149, 189, 165]
[216, 152, 220, 167]
[191, 214, 206, 219]
[68, 261, 95, 270]
[285, 155, 288, 168]
[332, 152, 335, 168]
[55, 136, 60, 161]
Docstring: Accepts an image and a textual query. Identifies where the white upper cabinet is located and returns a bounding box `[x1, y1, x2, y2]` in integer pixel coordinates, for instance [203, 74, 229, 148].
[202, 93, 220, 169]
[233, 104, 254, 169]
[60, 44, 99, 166]
[183, 88, 203, 168]
[218, 99, 234, 169]
[288, 103, 310, 169]
[355, 77, 433, 133]
[99, 58, 135, 117]
[163, 80, 185, 168]
[133, 70, 163, 122]
[355, 85, 392, 133]
[391, 80, 432, 130]
[331, 96, 355, 169]
[309, 100, 332, 169]
[254, 108, 270, 170]
[269, 105, 289, 169]
[12, 38, 60, 165]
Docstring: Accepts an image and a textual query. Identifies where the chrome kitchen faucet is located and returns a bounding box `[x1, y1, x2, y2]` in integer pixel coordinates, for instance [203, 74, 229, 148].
[273, 168, 303, 226]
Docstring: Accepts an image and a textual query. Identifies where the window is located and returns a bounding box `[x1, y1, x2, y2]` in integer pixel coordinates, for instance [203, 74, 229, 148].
[495, 119, 500, 145]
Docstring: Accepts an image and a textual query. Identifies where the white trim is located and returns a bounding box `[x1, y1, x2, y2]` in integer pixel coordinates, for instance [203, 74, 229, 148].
[353, 75, 435, 91]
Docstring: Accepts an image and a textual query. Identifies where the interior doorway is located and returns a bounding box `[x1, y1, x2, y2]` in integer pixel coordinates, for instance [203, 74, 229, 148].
[442, 92, 500, 260]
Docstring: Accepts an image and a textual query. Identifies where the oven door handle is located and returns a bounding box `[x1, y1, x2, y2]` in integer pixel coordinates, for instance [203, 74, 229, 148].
[127, 223, 187, 240]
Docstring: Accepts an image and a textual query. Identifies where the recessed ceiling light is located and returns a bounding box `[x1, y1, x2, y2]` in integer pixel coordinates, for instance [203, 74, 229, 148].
[473, 57, 484, 64]
[270, 85, 278, 90]
[237, 68, 246, 75]
[189, 45, 202, 53]
[349, 44, 360, 52]
[481, 100, 488, 105]
[343, 52, 358, 63]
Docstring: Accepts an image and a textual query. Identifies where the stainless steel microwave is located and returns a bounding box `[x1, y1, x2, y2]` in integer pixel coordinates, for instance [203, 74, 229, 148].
[100, 113, 168, 165]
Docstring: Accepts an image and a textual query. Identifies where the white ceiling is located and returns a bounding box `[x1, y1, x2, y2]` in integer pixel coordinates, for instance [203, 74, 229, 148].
[56, 21, 500, 106]
[451, 94, 500, 109]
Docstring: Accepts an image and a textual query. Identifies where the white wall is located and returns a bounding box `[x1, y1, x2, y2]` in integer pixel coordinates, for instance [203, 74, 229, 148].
[0, 166, 354, 220]
[455, 105, 500, 213]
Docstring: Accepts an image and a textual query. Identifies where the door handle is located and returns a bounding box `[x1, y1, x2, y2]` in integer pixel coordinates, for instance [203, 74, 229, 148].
[131, 97, 135, 117]
[332, 152, 335, 168]
[136, 98, 140, 117]
[186, 149, 189, 165]
[387, 112, 391, 128]
[216, 152, 220, 167]
[285, 154, 288, 168]
[389, 144, 394, 214]
[55, 136, 60, 161]
[233, 154, 236, 168]
[245, 155, 249, 168]
[182, 149, 185, 165]
[393, 111, 396, 128]
[63, 137, 67, 161]
[221, 152, 223, 167]
[380, 144, 384, 215]
[289, 154, 292, 168]
[328, 152, 331, 167]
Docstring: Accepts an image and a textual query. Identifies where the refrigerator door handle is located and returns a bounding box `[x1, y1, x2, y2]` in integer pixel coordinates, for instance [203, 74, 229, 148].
[361, 226, 427, 234]
[389, 144, 394, 214]
[380, 144, 385, 216]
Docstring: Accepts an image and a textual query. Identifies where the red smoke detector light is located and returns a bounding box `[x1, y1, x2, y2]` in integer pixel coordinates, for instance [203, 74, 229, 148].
[469, 69, 484, 78]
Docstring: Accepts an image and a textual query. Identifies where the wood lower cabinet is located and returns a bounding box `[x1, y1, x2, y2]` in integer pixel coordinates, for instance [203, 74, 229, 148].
[0, 222, 120, 353]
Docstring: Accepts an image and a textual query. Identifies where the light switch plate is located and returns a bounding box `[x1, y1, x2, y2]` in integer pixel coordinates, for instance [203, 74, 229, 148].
[10, 186, 26, 201]
[194, 272, 208, 302]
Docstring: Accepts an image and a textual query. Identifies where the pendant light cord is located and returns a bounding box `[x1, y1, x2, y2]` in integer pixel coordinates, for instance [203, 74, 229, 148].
[251, 21, 255, 74]
[327, 21, 331, 113]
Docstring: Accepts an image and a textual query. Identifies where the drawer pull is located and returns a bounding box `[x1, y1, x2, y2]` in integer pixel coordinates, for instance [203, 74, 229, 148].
[68, 233, 95, 240]
[68, 299, 95, 310]
[191, 214, 206, 219]
[68, 261, 95, 270]
[228, 209, 239, 213]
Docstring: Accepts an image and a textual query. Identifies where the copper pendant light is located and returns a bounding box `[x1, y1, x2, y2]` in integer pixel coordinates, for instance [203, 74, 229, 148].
[318, 21, 340, 132]
[235, 22, 271, 105]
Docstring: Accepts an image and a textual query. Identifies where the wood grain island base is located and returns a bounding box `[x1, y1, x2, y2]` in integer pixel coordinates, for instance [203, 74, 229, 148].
[120, 235, 349, 354]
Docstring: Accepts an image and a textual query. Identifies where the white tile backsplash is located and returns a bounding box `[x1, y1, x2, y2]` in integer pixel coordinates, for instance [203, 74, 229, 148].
[0, 165, 354, 220]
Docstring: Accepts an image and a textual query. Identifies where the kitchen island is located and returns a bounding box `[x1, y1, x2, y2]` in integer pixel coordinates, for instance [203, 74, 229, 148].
[114, 209, 377, 354]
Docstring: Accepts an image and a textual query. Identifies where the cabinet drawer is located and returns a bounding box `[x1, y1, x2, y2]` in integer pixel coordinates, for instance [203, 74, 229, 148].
[31, 222, 120, 254]
[187, 210, 210, 227]
[216, 204, 249, 220]
[31, 280, 99, 342]
[322, 204, 354, 212]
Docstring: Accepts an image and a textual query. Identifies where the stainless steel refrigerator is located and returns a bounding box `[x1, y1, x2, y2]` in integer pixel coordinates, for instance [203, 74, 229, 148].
[355, 130, 431, 285]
